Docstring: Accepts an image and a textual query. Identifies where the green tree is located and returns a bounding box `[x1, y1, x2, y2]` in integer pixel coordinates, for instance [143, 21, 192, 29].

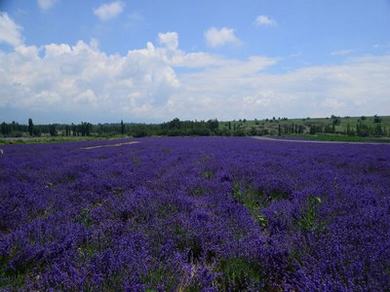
[121, 120, 125, 135]
[374, 123, 383, 136]
[373, 115, 382, 123]
[49, 124, 57, 136]
[28, 118, 34, 136]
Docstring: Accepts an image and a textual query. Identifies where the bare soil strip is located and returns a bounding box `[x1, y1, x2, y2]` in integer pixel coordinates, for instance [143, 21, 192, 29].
[252, 136, 390, 145]
[81, 141, 140, 150]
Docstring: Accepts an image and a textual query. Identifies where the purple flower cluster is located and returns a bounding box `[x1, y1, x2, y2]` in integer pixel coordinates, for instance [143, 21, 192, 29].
[1, 137, 389, 290]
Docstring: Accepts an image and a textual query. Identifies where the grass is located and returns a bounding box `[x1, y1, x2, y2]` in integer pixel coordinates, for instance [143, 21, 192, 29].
[215, 257, 264, 290]
[297, 196, 324, 233]
[290, 134, 390, 143]
[0, 135, 130, 145]
[219, 115, 390, 139]
[232, 182, 291, 228]
[142, 266, 177, 291]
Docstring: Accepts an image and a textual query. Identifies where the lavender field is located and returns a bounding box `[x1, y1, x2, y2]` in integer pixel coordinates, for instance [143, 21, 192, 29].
[1, 137, 390, 290]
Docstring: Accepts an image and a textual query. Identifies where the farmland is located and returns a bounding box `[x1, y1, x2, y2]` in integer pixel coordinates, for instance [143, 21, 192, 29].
[1, 137, 390, 290]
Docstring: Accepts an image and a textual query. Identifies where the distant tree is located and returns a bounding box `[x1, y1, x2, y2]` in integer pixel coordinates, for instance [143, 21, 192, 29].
[32, 127, 41, 137]
[168, 118, 181, 129]
[65, 125, 70, 136]
[373, 115, 382, 123]
[374, 123, 383, 136]
[206, 119, 219, 132]
[309, 125, 317, 135]
[278, 124, 281, 136]
[49, 124, 57, 136]
[249, 126, 257, 136]
[1, 122, 10, 136]
[28, 118, 34, 136]
[356, 121, 369, 137]
[331, 116, 341, 126]
[121, 120, 125, 135]
[346, 123, 353, 136]
[71, 123, 77, 136]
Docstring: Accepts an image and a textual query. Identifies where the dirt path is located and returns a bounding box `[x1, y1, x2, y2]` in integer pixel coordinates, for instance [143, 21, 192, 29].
[81, 141, 139, 150]
[252, 136, 390, 145]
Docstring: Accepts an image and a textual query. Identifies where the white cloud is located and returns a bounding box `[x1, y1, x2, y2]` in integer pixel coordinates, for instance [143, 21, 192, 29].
[93, 1, 125, 21]
[204, 27, 240, 48]
[168, 55, 390, 120]
[255, 15, 276, 27]
[1, 14, 390, 122]
[158, 32, 179, 50]
[37, 0, 58, 11]
[0, 12, 23, 47]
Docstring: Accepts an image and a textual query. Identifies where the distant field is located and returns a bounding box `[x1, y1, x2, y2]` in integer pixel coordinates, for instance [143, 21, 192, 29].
[1, 137, 389, 290]
[219, 115, 390, 136]
[0, 135, 128, 145]
[279, 134, 390, 143]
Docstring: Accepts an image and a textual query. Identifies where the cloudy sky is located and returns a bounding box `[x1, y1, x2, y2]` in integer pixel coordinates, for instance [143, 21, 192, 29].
[0, 0, 389, 123]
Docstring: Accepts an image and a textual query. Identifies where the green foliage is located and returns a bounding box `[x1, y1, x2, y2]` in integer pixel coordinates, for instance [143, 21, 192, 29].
[202, 170, 214, 179]
[232, 183, 268, 228]
[1, 115, 390, 141]
[0, 245, 40, 289]
[28, 118, 33, 136]
[76, 208, 93, 227]
[297, 196, 323, 232]
[0, 257, 26, 289]
[215, 257, 263, 290]
[142, 266, 176, 290]
[49, 124, 57, 136]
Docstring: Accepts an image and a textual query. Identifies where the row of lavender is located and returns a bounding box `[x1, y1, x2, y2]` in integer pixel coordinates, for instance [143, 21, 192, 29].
[1, 137, 389, 290]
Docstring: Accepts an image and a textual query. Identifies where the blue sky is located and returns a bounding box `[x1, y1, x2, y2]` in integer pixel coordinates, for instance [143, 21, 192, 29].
[0, 0, 390, 123]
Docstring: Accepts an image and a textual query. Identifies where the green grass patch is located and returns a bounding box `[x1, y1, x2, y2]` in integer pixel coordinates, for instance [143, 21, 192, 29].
[75, 208, 93, 228]
[142, 266, 177, 291]
[0, 135, 130, 145]
[0, 248, 39, 289]
[297, 196, 324, 233]
[296, 134, 390, 143]
[232, 182, 289, 228]
[0, 256, 25, 289]
[201, 170, 214, 179]
[215, 257, 264, 291]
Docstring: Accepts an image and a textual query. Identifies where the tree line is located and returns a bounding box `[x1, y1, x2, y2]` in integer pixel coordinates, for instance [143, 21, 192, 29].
[1, 116, 389, 138]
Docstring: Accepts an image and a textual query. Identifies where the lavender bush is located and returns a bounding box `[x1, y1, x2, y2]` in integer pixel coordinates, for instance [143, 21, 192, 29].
[0, 137, 389, 290]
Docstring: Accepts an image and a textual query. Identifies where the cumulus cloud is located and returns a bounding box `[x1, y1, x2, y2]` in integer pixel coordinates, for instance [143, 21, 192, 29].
[158, 32, 179, 50]
[1, 14, 390, 122]
[0, 12, 23, 47]
[255, 15, 276, 26]
[0, 40, 181, 117]
[204, 27, 240, 48]
[173, 55, 390, 119]
[93, 1, 125, 21]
